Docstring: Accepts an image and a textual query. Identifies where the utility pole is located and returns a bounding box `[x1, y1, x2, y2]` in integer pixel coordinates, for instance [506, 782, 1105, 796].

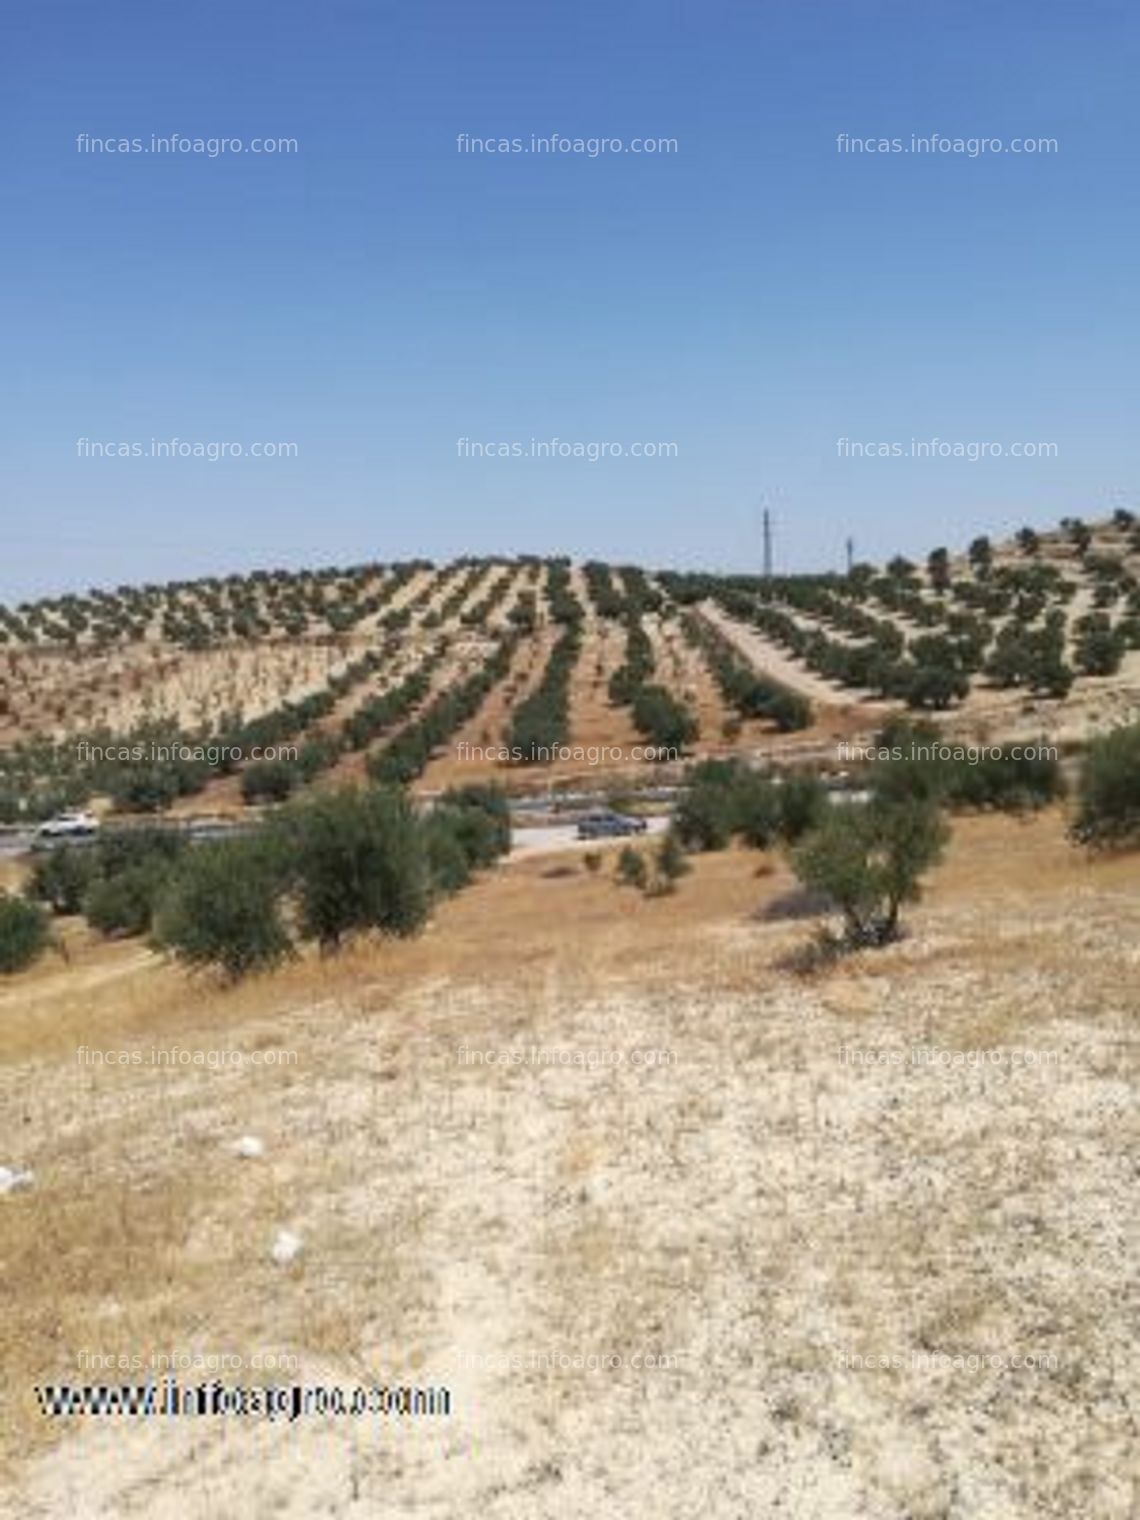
[762, 508, 773, 579]
[845, 536, 854, 574]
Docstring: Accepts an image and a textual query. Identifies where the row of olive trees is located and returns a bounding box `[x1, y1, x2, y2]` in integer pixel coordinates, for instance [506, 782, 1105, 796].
[679, 612, 812, 731]
[605, 605, 699, 755]
[0, 560, 432, 650]
[661, 513, 1139, 711]
[7, 782, 510, 978]
[503, 565, 584, 761]
[164, 783, 510, 974]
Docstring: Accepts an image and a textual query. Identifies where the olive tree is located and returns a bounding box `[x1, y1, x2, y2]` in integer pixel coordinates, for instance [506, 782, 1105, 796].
[792, 798, 949, 948]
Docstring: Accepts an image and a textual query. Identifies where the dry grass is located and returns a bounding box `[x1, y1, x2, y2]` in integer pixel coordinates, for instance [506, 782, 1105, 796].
[0, 814, 1136, 1517]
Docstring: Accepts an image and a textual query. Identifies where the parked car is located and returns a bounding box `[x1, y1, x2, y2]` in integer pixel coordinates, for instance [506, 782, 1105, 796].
[576, 810, 648, 840]
[36, 810, 100, 838]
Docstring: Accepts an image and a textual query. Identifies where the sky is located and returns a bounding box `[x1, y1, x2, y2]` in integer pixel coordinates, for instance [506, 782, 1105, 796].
[2, 0, 1138, 600]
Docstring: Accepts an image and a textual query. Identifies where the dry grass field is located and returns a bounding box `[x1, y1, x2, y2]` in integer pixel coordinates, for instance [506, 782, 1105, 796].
[1, 811, 1136, 1517]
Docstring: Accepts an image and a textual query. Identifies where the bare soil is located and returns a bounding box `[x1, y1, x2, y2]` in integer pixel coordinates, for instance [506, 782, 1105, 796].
[0, 813, 1135, 1518]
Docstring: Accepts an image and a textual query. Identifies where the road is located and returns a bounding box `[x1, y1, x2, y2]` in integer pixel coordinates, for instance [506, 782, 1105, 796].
[0, 815, 674, 861]
[509, 815, 671, 856]
[1, 786, 876, 863]
[0, 819, 249, 859]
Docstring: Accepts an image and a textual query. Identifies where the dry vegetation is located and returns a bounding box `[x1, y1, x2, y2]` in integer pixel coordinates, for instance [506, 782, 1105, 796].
[0, 812, 1136, 1516]
[2, 526, 1138, 1517]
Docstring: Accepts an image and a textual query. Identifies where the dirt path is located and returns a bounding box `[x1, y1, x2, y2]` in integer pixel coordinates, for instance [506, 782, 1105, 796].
[698, 600, 886, 712]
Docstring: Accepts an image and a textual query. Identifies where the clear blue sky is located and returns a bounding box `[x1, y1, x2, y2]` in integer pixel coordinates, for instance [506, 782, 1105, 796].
[2, 0, 1137, 600]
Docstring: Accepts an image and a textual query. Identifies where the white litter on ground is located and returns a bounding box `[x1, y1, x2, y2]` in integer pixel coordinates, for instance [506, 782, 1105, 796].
[0, 1167, 35, 1195]
[233, 1136, 265, 1159]
[270, 1229, 302, 1265]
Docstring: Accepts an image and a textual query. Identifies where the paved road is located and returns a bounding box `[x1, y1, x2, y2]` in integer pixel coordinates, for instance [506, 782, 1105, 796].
[0, 820, 248, 859]
[0, 815, 674, 861]
[1, 787, 876, 862]
[509, 815, 671, 857]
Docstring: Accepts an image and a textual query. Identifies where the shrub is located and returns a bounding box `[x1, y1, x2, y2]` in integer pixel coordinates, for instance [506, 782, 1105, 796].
[107, 766, 181, 813]
[0, 893, 51, 973]
[422, 811, 475, 895]
[904, 662, 970, 710]
[985, 618, 1074, 697]
[631, 683, 699, 754]
[674, 778, 737, 851]
[582, 850, 603, 874]
[1074, 615, 1126, 677]
[1072, 720, 1140, 848]
[731, 771, 783, 848]
[154, 836, 291, 980]
[946, 747, 1064, 812]
[655, 831, 691, 882]
[296, 735, 342, 783]
[765, 689, 813, 732]
[421, 786, 511, 898]
[1016, 526, 1040, 556]
[282, 786, 429, 950]
[84, 862, 168, 937]
[155, 839, 290, 978]
[93, 827, 187, 878]
[927, 547, 951, 593]
[869, 719, 1063, 813]
[776, 774, 828, 842]
[792, 798, 949, 948]
[240, 758, 298, 805]
[615, 846, 648, 889]
[968, 535, 993, 578]
[26, 845, 97, 915]
[437, 783, 511, 864]
[80, 829, 188, 936]
[675, 762, 825, 851]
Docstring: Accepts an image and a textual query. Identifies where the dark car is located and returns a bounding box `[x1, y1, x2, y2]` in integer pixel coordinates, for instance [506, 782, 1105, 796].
[576, 810, 649, 841]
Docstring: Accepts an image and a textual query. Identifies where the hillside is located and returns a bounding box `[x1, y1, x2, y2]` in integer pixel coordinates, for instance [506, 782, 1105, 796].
[2, 513, 1139, 822]
[2, 520, 1137, 1516]
[1, 811, 1136, 1515]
